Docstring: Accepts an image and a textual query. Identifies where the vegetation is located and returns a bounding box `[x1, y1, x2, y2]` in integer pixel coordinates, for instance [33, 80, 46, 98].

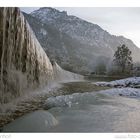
[92, 44, 134, 77]
[95, 61, 106, 75]
[113, 44, 133, 75]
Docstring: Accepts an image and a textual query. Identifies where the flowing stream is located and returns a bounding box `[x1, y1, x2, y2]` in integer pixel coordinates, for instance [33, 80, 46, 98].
[1, 7, 140, 133]
[2, 78, 140, 132]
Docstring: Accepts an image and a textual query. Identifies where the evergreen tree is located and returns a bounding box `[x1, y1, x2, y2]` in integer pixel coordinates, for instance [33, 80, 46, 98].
[113, 44, 133, 74]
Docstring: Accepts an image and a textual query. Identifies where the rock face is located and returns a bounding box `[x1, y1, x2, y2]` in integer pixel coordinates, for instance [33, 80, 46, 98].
[0, 8, 53, 104]
[23, 7, 140, 74]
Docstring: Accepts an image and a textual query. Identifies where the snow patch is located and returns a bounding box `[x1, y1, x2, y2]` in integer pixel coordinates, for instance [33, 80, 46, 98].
[99, 88, 140, 97]
[44, 92, 106, 109]
[95, 77, 140, 87]
[95, 77, 140, 97]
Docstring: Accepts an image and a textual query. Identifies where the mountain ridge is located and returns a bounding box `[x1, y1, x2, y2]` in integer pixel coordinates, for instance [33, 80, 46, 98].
[23, 7, 140, 74]
[30, 7, 137, 45]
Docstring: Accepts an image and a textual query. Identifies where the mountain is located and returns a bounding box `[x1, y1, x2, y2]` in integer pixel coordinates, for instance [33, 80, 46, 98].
[23, 7, 140, 74]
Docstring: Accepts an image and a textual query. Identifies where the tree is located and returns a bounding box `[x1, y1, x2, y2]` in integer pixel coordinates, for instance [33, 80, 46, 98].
[113, 44, 133, 75]
[95, 61, 106, 75]
[133, 62, 140, 76]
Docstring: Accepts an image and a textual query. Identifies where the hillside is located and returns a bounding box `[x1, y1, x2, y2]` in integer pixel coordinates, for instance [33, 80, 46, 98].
[23, 7, 140, 74]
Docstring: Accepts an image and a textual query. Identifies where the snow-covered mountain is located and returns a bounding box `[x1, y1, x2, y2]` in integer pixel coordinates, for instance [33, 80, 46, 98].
[23, 7, 140, 74]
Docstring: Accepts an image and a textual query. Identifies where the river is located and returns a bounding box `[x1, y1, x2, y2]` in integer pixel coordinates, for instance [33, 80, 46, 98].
[2, 78, 140, 132]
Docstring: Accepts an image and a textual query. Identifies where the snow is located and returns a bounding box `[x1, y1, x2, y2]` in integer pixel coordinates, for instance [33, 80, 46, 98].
[95, 77, 140, 87]
[95, 77, 140, 97]
[44, 93, 81, 109]
[44, 87, 140, 109]
[46, 87, 140, 108]
[99, 88, 140, 97]
[44, 78, 140, 109]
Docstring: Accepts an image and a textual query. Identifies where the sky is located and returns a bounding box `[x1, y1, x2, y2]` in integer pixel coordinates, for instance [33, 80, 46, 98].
[20, 7, 140, 48]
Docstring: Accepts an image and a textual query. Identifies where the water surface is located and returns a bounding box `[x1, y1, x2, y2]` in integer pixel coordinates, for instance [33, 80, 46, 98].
[3, 79, 140, 132]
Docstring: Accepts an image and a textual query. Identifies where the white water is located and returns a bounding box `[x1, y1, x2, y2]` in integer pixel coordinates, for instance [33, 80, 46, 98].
[0, 8, 54, 104]
[0, 7, 83, 105]
[53, 62, 83, 83]
[1, 7, 140, 132]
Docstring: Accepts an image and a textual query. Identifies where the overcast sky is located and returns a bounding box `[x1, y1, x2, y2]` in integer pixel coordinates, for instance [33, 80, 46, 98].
[21, 7, 140, 48]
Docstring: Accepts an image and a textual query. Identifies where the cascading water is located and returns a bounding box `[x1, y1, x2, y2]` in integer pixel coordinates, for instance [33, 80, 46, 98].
[0, 7, 54, 104]
[0, 7, 83, 105]
[1, 7, 140, 133]
[53, 62, 83, 82]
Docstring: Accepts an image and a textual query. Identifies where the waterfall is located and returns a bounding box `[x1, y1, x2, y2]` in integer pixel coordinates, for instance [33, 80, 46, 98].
[0, 7, 83, 105]
[0, 8, 53, 104]
[53, 62, 83, 82]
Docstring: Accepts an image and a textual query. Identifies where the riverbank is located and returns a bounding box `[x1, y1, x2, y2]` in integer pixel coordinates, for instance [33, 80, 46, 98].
[95, 77, 140, 88]
[1, 77, 140, 132]
[0, 80, 109, 128]
[0, 83, 61, 128]
[93, 77, 140, 98]
[85, 74, 126, 82]
[3, 87, 140, 132]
